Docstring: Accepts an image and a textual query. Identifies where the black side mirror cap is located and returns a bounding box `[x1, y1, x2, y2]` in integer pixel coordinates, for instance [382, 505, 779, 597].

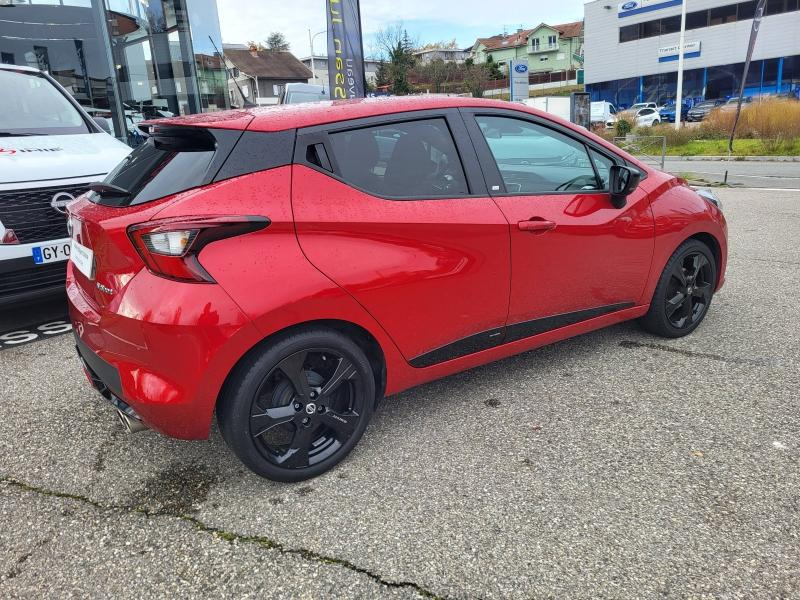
[609, 165, 641, 208]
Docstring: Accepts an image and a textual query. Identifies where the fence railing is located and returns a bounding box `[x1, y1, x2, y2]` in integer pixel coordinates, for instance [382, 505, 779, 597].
[613, 135, 667, 170]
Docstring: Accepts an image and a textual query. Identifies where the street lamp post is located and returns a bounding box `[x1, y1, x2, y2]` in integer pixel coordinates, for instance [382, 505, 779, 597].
[308, 29, 326, 85]
[674, 0, 688, 129]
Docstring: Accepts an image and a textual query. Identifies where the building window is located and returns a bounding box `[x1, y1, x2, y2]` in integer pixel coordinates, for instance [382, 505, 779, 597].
[737, 1, 757, 19]
[709, 4, 737, 25]
[1, 52, 14, 65]
[661, 15, 681, 34]
[619, 24, 639, 43]
[531, 38, 540, 51]
[540, 56, 548, 61]
[641, 19, 661, 38]
[685, 10, 709, 29]
[548, 35, 557, 49]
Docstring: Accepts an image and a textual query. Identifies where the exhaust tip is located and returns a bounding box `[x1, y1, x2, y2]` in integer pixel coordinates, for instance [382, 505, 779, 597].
[116, 409, 148, 434]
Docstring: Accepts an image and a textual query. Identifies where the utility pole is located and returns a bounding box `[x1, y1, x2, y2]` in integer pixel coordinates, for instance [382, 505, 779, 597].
[308, 29, 316, 84]
[674, 0, 688, 129]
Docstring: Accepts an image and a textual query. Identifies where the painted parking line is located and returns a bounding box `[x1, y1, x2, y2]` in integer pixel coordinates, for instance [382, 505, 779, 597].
[0, 317, 72, 351]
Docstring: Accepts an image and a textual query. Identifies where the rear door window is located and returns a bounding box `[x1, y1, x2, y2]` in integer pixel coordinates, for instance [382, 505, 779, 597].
[328, 118, 468, 198]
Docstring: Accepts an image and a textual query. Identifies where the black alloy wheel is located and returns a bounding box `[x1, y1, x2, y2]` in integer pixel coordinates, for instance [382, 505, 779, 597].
[218, 329, 375, 481]
[664, 252, 713, 329]
[640, 239, 717, 338]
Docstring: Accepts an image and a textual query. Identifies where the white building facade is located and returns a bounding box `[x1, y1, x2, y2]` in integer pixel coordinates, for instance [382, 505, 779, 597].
[584, 0, 800, 108]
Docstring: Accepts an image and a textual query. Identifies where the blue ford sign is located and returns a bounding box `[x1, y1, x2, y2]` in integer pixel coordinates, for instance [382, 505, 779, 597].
[510, 58, 529, 102]
[619, 0, 681, 18]
[514, 63, 528, 74]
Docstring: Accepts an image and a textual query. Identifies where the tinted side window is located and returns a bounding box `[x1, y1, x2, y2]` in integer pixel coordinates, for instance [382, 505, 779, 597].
[475, 116, 601, 194]
[328, 118, 468, 198]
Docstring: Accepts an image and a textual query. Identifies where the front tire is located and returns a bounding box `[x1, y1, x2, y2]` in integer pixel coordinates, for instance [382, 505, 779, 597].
[639, 239, 717, 338]
[217, 328, 375, 482]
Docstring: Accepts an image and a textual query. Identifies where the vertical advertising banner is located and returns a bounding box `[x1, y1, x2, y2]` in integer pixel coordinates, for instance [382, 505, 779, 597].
[510, 58, 529, 103]
[326, 0, 367, 99]
[729, 0, 766, 151]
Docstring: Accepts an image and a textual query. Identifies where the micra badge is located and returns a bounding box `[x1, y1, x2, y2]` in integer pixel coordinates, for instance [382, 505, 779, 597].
[96, 282, 114, 295]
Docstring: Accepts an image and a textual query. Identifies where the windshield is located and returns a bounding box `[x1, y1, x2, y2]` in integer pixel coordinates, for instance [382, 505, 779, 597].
[285, 91, 327, 104]
[0, 69, 91, 136]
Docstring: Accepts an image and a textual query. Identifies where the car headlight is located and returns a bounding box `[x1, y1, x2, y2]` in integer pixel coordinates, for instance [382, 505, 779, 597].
[696, 188, 722, 211]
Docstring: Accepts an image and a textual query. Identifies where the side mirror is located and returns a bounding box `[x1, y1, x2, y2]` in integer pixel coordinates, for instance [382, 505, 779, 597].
[609, 165, 641, 208]
[93, 116, 112, 134]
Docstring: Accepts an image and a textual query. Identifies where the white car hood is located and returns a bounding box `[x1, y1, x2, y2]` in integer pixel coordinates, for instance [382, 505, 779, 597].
[0, 133, 131, 186]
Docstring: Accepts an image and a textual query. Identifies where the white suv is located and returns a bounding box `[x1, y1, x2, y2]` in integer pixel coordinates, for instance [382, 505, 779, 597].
[0, 64, 131, 306]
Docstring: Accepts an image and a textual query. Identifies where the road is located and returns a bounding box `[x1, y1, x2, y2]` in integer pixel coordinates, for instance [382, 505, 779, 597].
[1, 188, 799, 598]
[663, 158, 800, 189]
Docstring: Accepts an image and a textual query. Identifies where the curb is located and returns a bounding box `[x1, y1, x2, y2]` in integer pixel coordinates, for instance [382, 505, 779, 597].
[664, 155, 800, 162]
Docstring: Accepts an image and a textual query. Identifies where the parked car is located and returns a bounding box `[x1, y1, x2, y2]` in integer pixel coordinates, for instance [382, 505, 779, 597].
[0, 64, 131, 306]
[630, 102, 659, 112]
[659, 103, 690, 123]
[633, 107, 662, 127]
[280, 83, 328, 104]
[719, 96, 754, 112]
[686, 99, 724, 121]
[591, 101, 618, 125]
[67, 96, 728, 481]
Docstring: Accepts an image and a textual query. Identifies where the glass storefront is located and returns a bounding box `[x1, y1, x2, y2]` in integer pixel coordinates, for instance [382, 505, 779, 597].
[0, 0, 228, 146]
[589, 56, 800, 106]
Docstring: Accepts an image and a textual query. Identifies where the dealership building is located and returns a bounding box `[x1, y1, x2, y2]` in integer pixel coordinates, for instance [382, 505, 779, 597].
[584, 0, 800, 108]
[0, 0, 229, 143]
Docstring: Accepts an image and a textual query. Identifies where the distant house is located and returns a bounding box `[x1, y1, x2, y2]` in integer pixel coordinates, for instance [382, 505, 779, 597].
[413, 47, 471, 65]
[471, 21, 584, 75]
[299, 55, 381, 88]
[223, 46, 312, 106]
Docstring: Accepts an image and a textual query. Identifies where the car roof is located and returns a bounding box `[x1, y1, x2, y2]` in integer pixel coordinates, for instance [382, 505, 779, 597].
[0, 63, 43, 74]
[146, 95, 532, 132]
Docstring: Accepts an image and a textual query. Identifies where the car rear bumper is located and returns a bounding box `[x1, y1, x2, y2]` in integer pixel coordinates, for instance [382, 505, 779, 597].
[66, 265, 262, 439]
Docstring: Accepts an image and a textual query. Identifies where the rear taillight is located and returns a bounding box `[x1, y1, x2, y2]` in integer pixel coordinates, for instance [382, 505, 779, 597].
[128, 216, 270, 283]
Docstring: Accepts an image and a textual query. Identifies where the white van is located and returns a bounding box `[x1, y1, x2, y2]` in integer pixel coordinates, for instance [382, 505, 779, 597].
[591, 101, 617, 126]
[520, 97, 571, 122]
[0, 64, 131, 306]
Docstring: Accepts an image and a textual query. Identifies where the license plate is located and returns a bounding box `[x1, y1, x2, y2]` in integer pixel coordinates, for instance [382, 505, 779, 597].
[32, 242, 71, 265]
[70, 239, 94, 279]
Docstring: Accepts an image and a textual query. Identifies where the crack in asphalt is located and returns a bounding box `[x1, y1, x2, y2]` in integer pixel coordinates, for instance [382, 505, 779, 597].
[0, 475, 447, 599]
[619, 340, 784, 367]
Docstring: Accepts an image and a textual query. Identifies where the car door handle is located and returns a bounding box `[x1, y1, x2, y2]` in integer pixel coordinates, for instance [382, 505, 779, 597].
[518, 219, 556, 233]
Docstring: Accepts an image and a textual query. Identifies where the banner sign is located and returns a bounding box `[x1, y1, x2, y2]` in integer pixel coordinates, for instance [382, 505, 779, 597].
[658, 41, 701, 62]
[326, 0, 367, 99]
[729, 0, 767, 152]
[618, 0, 682, 18]
[510, 58, 529, 102]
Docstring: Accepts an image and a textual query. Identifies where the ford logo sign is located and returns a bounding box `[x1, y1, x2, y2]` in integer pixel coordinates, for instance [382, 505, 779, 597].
[621, 1, 637, 9]
[514, 64, 528, 73]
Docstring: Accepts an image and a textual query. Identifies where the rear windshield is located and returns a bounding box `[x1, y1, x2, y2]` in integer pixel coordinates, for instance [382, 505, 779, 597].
[94, 127, 241, 207]
[0, 69, 91, 136]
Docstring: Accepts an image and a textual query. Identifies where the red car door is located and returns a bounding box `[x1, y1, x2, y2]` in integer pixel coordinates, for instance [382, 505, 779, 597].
[462, 109, 654, 335]
[291, 111, 511, 366]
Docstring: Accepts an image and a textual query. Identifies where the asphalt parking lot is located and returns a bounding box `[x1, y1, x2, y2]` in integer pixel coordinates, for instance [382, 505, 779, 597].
[1, 187, 799, 599]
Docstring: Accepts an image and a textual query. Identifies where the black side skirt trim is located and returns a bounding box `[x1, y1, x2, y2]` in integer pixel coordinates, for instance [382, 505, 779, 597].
[409, 302, 635, 368]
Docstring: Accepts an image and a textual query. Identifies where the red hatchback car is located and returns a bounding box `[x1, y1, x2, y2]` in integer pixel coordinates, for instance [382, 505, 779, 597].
[67, 97, 727, 481]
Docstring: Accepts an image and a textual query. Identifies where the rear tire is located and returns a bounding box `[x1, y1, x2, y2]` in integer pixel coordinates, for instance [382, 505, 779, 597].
[217, 328, 375, 482]
[639, 239, 717, 338]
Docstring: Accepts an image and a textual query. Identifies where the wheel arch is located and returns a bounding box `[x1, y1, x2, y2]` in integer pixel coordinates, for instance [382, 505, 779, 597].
[217, 319, 388, 411]
[687, 231, 723, 288]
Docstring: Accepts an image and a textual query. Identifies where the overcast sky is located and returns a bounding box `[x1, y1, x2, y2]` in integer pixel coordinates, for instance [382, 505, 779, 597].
[216, 0, 587, 58]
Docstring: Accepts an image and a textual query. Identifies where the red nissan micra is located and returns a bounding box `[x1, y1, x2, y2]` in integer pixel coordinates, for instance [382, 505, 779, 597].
[67, 97, 727, 481]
